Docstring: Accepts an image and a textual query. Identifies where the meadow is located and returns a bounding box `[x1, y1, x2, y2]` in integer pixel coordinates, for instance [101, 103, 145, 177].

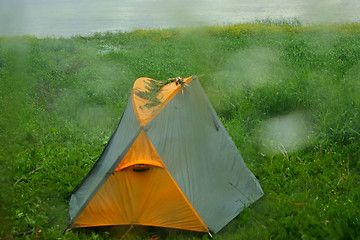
[0, 22, 359, 239]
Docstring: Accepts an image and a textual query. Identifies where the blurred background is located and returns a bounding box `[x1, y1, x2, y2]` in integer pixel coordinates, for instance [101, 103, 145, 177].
[1, 0, 360, 37]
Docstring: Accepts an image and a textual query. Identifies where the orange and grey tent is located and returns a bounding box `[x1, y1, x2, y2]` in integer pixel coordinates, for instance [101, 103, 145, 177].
[67, 76, 263, 234]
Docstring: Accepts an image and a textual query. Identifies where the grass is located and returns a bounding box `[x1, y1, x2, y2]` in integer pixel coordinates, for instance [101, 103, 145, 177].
[0, 22, 359, 239]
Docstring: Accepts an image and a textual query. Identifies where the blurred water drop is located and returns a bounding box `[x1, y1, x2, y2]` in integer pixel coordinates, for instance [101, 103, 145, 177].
[217, 47, 285, 89]
[257, 111, 313, 154]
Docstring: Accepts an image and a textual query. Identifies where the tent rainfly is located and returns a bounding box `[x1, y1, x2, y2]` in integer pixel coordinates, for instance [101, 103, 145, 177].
[67, 76, 263, 235]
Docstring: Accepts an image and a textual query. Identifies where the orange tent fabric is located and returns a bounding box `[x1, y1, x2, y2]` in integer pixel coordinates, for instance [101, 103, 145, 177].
[73, 166, 208, 231]
[132, 76, 192, 127]
[113, 130, 165, 171]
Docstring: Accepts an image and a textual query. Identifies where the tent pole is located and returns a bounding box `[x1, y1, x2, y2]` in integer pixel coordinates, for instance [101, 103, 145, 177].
[120, 225, 134, 240]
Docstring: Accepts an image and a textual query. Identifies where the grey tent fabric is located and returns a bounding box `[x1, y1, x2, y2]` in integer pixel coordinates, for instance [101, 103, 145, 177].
[69, 98, 141, 223]
[145, 78, 263, 233]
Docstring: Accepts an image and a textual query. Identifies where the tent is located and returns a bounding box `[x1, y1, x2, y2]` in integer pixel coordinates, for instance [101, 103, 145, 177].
[67, 76, 263, 235]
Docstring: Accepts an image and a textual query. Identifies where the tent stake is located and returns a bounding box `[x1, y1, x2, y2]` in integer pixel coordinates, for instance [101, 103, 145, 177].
[120, 225, 133, 240]
[208, 232, 213, 238]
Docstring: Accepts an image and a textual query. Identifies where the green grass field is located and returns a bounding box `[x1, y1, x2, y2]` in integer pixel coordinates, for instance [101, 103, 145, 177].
[0, 22, 359, 239]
